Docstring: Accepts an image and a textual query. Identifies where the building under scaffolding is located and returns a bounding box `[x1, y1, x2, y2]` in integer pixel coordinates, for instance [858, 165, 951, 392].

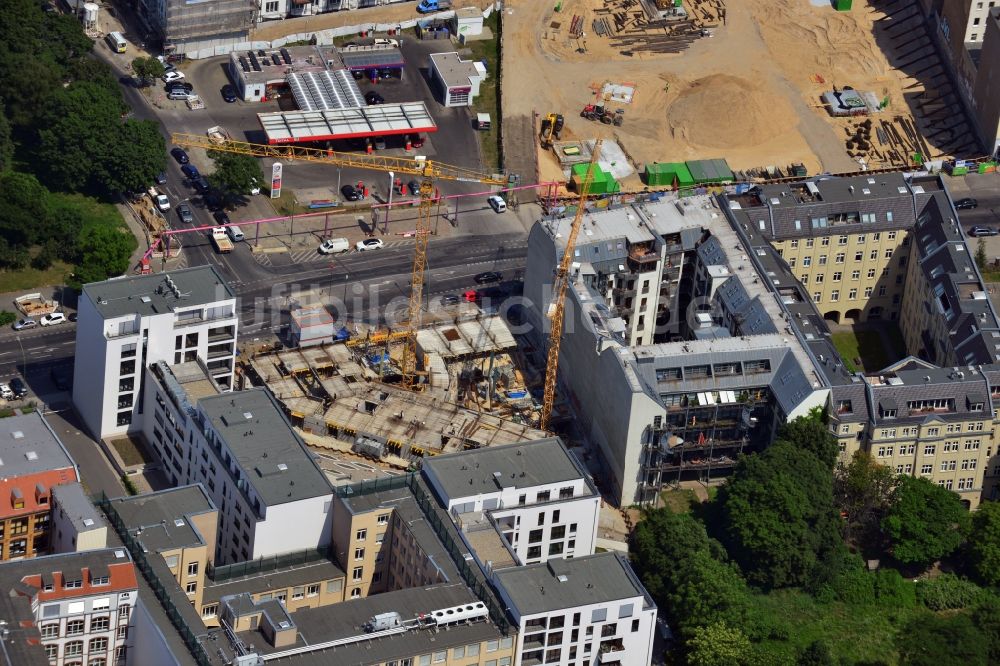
[243, 314, 545, 464]
[137, 0, 254, 55]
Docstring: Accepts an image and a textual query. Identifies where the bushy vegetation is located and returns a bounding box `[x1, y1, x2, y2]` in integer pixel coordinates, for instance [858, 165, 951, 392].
[632, 411, 1000, 665]
[0, 0, 154, 286]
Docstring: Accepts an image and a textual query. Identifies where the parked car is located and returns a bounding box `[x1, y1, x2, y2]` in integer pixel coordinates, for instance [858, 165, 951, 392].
[341, 184, 362, 202]
[970, 226, 998, 237]
[155, 193, 171, 211]
[319, 238, 351, 254]
[40, 312, 66, 327]
[68, 312, 77, 322]
[955, 197, 979, 210]
[181, 164, 200, 180]
[9, 378, 27, 399]
[155, 171, 168, 185]
[162, 70, 185, 83]
[440, 293, 460, 306]
[167, 89, 196, 101]
[171, 147, 189, 164]
[221, 84, 238, 102]
[356, 238, 384, 251]
[193, 176, 211, 194]
[226, 225, 245, 242]
[365, 91, 385, 105]
[487, 194, 507, 213]
[177, 203, 194, 224]
[474, 271, 502, 285]
[165, 81, 193, 92]
[249, 178, 261, 196]
[0, 383, 13, 401]
[373, 38, 399, 47]
[407, 180, 420, 196]
[213, 210, 231, 225]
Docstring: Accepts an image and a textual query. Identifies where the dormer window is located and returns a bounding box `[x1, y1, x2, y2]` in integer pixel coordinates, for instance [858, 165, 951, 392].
[836, 400, 853, 415]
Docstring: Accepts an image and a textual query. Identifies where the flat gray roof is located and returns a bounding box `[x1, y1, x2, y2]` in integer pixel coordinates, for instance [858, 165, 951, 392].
[422, 438, 588, 500]
[51, 482, 104, 533]
[0, 412, 76, 479]
[202, 558, 345, 605]
[233, 583, 502, 665]
[82, 266, 234, 320]
[109, 485, 215, 553]
[493, 552, 652, 617]
[200, 390, 332, 506]
[429, 52, 482, 89]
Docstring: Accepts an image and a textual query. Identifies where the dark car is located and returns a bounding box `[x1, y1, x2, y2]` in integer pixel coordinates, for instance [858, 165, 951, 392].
[365, 91, 385, 105]
[165, 81, 193, 92]
[9, 378, 27, 399]
[440, 293, 460, 306]
[155, 171, 168, 185]
[955, 197, 979, 210]
[68, 312, 77, 322]
[181, 164, 200, 180]
[407, 180, 420, 196]
[193, 176, 210, 194]
[340, 184, 362, 202]
[171, 147, 189, 164]
[213, 210, 231, 225]
[970, 226, 998, 237]
[221, 84, 238, 103]
[474, 271, 502, 285]
[177, 203, 194, 224]
[351, 70, 365, 80]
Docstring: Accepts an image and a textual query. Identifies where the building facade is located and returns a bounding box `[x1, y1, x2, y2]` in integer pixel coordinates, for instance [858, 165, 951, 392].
[73, 267, 237, 440]
[0, 413, 80, 561]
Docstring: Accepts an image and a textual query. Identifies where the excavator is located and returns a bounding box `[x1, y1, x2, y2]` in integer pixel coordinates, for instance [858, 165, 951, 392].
[539, 113, 565, 149]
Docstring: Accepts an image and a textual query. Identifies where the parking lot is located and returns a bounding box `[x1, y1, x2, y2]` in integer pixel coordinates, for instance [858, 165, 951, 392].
[154, 35, 526, 269]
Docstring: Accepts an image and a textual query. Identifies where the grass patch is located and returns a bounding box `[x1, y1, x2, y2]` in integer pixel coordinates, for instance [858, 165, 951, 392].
[832, 329, 889, 374]
[752, 589, 909, 664]
[659, 488, 698, 514]
[271, 190, 309, 217]
[110, 438, 150, 467]
[465, 11, 501, 172]
[0, 258, 74, 293]
[47, 192, 124, 228]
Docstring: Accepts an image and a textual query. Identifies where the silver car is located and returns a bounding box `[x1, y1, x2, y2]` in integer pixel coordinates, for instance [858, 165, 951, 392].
[12, 318, 37, 331]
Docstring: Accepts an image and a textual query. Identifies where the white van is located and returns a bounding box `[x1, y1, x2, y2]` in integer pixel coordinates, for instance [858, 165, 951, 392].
[373, 38, 399, 48]
[319, 237, 350, 254]
[487, 195, 507, 213]
[226, 225, 245, 242]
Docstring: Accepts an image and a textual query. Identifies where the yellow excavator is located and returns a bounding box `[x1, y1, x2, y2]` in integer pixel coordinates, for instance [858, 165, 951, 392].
[539, 113, 565, 149]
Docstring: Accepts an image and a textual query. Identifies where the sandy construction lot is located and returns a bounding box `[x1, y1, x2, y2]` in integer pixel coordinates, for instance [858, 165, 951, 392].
[501, 0, 935, 185]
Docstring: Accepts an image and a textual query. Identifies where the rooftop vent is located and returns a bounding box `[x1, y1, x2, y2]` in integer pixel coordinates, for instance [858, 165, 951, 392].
[11, 431, 23, 440]
[83, 518, 95, 527]
[277, 463, 288, 472]
[140, 296, 151, 303]
[243, 412, 253, 420]
[114, 549, 126, 559]
[174, 519, 185, 527]
[25, 451, 38, 461]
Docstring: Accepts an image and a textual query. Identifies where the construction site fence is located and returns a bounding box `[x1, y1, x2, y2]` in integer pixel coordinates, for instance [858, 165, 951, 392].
[208, 547, 329, 583]
[335, 473, 512, 635]
[95, 493, 214, 666]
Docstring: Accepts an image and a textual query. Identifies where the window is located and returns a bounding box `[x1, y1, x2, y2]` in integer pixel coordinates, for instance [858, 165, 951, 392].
[833, 272, 842, 281]
[806, 238, 816, 247]
[926, 428, 939, 437]
[830, 290, 840, 302]
[65, 578, 82, 589]
[91, 616, 110, 632]
[818, 255, 828, 266]
[41, 623, 58, 639]
[835, 252, 846, 264]
[815, 273, 824, 283]
[877, 446, 894, 457]
[591, 608, 608, 623]
[354, 547, 365, 560]
[802, 256, 812, 267]
[864, 287, 873, 298]
[353, 567, 363, 581]
[433, 650, 446, 663]
[89, 637, 108, 652]
[855, 251, 863, 261]
[356, 529, 367, 541]
[941, 460, 957, 471]
[45, 645, 58, 660]
[377, 513, 389, 525]
[536, 490, 550, 502]
[264, 1, 279, 12]
[187, 562, 198, 576]
[350, 588, 361, 599]
[888, 231, 896, 240]
[65, 641, 83, 657]
[307, 584, 319, 597]
[839, 236, 848, 245]
[867, 268, 876, 279]
[813, 292, 822, 303]
[849, 288, 858, 299]
[202, 605, 218, 619]
[186, 581, 197, 594]
[119, 605, 131, 621]
[870, 250, 878, 260]
[921, 464, 933, 474]
[326, 579, 343, 594]
[66, 619, 85, 636]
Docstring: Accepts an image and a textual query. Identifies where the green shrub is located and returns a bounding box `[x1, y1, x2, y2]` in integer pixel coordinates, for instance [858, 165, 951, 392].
[0, 311, 15, 327]
[874, 568, 916, 608]
[917, 573, 984, 611]
[120, 473, 138, 496]
[831, 563, 875, 606]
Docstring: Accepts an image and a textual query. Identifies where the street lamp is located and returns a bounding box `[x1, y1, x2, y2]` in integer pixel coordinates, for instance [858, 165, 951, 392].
[386, 171, 394, 235]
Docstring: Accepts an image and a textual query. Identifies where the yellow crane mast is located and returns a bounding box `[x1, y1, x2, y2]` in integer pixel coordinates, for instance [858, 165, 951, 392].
[172, 133, 506, 386]
[540, 140, 602, 432]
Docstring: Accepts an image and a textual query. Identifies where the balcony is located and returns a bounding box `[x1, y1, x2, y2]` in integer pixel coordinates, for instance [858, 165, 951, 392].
[208, 327, 235, 343]
[599, 639, 626, 662]
[207, 345, 234, 360]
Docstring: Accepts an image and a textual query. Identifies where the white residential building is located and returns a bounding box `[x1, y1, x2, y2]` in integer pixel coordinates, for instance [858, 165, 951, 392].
[73, 267, 237, 440]
[141, 361, 334, 565]
[493, 553, 657, 666]
[422, 438, 600, 566]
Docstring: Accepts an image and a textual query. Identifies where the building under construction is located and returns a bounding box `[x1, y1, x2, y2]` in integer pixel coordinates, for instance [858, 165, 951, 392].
[137, 0, 254, 56]
[242, 312, 545, 466]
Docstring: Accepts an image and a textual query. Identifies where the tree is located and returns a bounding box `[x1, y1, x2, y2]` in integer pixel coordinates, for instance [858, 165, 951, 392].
[834, 450, 899, 552]
[897, 613, 988, 666]
[685, 622, 753, 666]
[0, 171, 51, 247]
[108, 119, 166, 195]
[130, 56, 164, 87]
[207, 150, 263, 206]
[882, 475, 969, 569]
[972, 595, 1000, 664]
[718, 440, 844, 589]
[73, 223, 135, 286]
[0, 102, 11, 172]
[779, 411, 839, 469]
[631, 509, 716, 601]
[969, 500, 1000, 586]
[668, 550, 750, 633]
[797, 640, 834, 666]
[977, 238, 989, 273]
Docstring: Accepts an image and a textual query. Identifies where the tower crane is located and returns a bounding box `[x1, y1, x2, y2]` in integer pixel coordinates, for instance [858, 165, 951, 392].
[540, 140, 602, 432]
[171, 133, 507, 386]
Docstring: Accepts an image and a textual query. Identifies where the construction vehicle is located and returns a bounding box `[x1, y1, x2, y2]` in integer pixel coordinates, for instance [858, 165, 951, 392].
[539, 113, 564, 149]
[210, 227, 233, 254]
[580, 104, 623, 126]
[171, 133, 506, 386]
[540, 141, 602, 431]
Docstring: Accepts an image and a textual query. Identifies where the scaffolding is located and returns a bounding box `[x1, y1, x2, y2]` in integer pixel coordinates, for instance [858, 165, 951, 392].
[163, 0, 254, 46]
